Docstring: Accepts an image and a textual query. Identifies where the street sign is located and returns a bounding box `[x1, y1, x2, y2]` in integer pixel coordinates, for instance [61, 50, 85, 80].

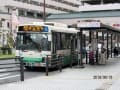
[77, 21, 100, 28]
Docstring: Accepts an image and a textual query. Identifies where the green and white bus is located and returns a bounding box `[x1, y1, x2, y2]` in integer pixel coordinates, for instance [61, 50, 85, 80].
[15, 22, 78, 69]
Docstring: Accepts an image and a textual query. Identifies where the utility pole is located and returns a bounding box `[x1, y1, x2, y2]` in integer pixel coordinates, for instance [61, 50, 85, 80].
[101, 0, 104, 4]
[43, 0, 46, 22]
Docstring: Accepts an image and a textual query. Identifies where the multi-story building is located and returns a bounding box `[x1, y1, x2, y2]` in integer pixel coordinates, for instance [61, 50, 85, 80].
[80, 0, 120, 5]
[79, 0, 120, 11]
[78, 0, 120, 29]
[0, 0, 81, 47]
[0, 0, 80, 23]
[47, 0, 120, 27]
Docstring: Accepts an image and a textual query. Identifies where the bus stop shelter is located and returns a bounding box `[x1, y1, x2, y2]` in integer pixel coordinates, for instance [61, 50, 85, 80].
[75, 21, 120, 67]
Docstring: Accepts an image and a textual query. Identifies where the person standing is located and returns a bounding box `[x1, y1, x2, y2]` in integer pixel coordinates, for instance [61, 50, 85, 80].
[113, 47, 118, 57]
[99, 47, 107, 64]
[89, 47, 94, 65]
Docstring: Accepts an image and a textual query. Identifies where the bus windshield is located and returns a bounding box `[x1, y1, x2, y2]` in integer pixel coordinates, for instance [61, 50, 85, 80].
[16, 33, 51, 51]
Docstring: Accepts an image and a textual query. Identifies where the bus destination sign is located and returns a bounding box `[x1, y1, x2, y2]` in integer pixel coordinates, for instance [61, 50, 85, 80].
[19, 26, 48, 32]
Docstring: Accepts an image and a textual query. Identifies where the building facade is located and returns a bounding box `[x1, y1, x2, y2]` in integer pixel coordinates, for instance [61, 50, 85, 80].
[47, 0, 120, 48]
[0, 0, 80, 25]
[79, 0, 120, 11]
[0, 0, 80, 47]
[47, 0, 120, 29]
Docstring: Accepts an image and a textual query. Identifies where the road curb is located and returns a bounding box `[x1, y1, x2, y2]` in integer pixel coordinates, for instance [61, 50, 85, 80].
[0, 58, 15, 60]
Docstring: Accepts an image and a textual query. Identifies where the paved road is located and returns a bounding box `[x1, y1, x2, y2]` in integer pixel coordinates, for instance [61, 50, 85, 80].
[1, 57, 120, 90]
[0, 59, 45, 84]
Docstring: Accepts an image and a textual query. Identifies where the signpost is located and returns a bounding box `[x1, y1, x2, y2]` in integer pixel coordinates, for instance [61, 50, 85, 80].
[77, 21, 101, 28]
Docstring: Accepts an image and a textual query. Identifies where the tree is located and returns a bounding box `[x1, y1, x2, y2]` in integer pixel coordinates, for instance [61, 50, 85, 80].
[7, 33, 14, 48]
[7, 33, 14, 54]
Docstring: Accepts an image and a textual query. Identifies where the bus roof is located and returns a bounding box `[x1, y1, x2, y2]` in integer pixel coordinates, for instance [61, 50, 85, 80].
[21, 22, 68, 28]
[18, 22, 79, 34]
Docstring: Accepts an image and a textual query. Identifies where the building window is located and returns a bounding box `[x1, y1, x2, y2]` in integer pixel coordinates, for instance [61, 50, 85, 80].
[8, 8, 10, 13]
[37, 13, 42, 18]
[7, 22, 10, 28]
[18, 10, 25, 16]
[14, 0, 76, 13]
[0, 21, 2, 27]
[27, 11, 34, 17]
[52, 0, 79, 8]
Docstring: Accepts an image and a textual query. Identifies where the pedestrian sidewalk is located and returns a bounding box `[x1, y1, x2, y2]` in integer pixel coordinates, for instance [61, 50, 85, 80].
[0, 56, 120, 90]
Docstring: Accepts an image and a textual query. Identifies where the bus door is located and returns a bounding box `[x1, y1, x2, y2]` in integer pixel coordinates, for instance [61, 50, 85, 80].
[70, 35, 78, 64]
[52, 32, 57, 54]
[71, 35, 76, 52]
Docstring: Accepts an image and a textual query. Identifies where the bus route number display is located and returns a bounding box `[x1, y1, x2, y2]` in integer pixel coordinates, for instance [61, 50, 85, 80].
[19, 26, 48, 32]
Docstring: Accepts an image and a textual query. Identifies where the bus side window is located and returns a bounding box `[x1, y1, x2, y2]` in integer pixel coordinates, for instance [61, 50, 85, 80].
[56, 33, 61, 50]
[66, 34, 71, 49]
[61, 33, 66, 49]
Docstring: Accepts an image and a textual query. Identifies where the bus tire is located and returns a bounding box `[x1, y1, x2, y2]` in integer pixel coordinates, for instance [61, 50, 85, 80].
[25, 66, 32, 70]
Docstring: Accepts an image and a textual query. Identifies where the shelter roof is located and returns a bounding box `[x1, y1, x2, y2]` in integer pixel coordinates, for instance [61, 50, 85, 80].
[47, 10, 120, 19]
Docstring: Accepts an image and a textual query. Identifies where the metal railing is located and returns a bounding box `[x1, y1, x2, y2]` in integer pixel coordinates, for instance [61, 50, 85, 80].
[70, 51, 78, 68]
[0, 57, 24, 82]
[46, 54, 63, 76]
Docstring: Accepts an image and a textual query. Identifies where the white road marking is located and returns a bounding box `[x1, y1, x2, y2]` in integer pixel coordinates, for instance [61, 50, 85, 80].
[0, 73, 10, 77]
[95, 64, 120, 89]
[0, 75, 20, 80]
[0, 69, 7, 72]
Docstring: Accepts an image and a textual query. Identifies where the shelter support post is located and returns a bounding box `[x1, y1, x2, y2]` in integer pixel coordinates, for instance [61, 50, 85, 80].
[106, 31, 109, 59]
[70, 36, 74, 68]
[115, 32, 118, 47]
[80, 29, 84, 68]
[117, 33, 119, 47]
[111, 33, 113, 58]
[89, 30, 92, 43]
[102, 32, 104, 44]
[96, 31, 98, 64]
[83, 34, 87, 64]
[76, 29, 85, 68]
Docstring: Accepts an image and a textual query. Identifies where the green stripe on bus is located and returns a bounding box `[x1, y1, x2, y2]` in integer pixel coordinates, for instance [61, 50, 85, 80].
[63, 54, 78, 65]
[63, 55, 71, 65]
[23, 57, 43, 62]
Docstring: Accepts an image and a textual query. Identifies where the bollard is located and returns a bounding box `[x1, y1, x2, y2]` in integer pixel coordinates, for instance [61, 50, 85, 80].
[60, 56, 63, 72]
[59, 56, 62, 72]
[46, 55, 49, 76]
[20, 57, 24, 81]
[86, 52, 88, 64]
[70, 52, 73, 68]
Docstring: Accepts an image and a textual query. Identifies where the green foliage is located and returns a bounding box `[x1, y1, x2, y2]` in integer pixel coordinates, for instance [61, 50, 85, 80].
[7, 33, 14, 48]
[0, 54, 15, 59]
